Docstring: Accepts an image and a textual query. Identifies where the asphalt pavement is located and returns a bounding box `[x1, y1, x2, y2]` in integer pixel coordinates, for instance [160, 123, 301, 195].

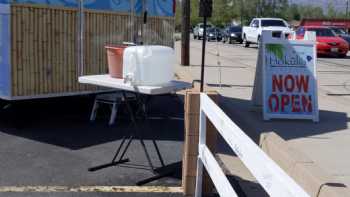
[0, 95, 184, 197]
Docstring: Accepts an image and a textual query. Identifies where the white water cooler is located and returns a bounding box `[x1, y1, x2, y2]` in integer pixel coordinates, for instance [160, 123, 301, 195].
[122, 46, 175, 86]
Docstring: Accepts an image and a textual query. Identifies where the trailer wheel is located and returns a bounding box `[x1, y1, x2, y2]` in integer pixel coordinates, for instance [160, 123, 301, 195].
[0, 99, 5, 109]
[0, 99, 11, 111]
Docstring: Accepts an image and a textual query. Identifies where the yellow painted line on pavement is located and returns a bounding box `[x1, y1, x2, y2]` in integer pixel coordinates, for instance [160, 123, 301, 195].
[0, 186, 182, 193]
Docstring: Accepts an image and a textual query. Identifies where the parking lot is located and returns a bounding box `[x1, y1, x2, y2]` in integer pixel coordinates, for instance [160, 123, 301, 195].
[185, 36, 350, 100]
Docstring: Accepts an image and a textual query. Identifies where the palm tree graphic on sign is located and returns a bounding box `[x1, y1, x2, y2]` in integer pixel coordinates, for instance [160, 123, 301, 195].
[266, 44, 284, 60]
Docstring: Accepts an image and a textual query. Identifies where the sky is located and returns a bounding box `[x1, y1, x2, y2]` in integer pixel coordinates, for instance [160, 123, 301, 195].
[290, 0, 349, 13]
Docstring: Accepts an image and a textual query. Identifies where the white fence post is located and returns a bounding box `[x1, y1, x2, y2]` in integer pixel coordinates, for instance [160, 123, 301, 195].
[195, 108, 206, 197]
[195, 157, 204, 197]
[195, 93, 310, 197]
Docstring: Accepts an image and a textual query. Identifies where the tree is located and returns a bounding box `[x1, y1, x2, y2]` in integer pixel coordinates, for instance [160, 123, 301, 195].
[211, 0, 236, 27]
[327, 2, 337, 18]
[190, 0, 201, 26]
[175, 0, 327, 30]
[240, 0, 260, 25]
[259, 0, 289, 19]
[286, 3, 301, 21]
[175, 0, 182, 32]
[298, 5, 324, 19]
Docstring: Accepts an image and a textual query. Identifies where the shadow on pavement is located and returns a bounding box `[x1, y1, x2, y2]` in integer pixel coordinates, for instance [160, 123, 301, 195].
[227, 175, 269, 197]
[0, 95, 185, 187]
[0, 95, 184, 150]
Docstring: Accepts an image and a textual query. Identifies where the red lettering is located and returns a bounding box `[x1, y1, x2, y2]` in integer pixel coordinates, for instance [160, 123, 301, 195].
[281, 94, 290, 112]
[268, 94, 313, 113]
[292, 95, 301, 112]
[272, 75, 283, 92]
[302, 95, 312, 112]
[268, 94, 279, 112]
[284, 75, 295, 92]
[295, 75, 309, 92]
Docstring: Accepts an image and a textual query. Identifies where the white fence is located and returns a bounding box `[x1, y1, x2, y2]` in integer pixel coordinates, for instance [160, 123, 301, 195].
[195, 93, 310, 197]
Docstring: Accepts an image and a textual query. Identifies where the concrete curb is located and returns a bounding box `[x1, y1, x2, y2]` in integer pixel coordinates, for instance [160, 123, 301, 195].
[260, 132, 350, 197]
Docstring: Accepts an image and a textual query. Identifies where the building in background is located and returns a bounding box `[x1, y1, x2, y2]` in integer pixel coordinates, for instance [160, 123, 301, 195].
[300, 18, 350, 32]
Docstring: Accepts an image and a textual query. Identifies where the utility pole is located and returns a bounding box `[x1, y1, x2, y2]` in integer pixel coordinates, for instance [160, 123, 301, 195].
[181, 0, 190, 66]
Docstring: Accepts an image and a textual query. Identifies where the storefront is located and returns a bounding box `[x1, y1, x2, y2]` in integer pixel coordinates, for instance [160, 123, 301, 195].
[300, 18, 350, 32]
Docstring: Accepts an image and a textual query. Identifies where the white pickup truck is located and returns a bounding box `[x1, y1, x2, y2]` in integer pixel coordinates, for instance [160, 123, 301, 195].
[242, 18, 293, 47]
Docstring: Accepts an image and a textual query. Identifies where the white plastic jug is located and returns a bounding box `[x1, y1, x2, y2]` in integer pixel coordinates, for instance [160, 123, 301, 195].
[123, 46, 175, 86]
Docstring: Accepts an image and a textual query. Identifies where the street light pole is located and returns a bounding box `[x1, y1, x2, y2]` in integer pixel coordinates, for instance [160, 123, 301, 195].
[200, 16, 207, 92]
[181, 0, 190, 66]
[199, 0, 212, 92]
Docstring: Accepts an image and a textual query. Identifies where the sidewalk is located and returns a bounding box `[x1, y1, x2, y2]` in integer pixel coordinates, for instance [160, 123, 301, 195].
[174, 40, 350, 196]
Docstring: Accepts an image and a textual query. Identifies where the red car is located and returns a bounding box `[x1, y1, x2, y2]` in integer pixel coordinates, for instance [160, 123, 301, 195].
[295, 26, 349, 58]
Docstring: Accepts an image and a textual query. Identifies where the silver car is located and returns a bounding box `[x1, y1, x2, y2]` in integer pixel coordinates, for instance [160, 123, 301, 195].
[193, 23, 214, 40]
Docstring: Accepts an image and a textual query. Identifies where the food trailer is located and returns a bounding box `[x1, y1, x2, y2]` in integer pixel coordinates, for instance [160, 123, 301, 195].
[0, 0, 175, 100]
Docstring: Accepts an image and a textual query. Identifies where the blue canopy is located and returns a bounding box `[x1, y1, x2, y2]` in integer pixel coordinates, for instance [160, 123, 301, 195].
[0, 0, 175, 16]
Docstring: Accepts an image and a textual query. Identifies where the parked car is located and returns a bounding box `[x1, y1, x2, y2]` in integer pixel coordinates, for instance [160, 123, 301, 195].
[193, 23, 214, 40]
[206, 27, 223, 41]
[222, 26, 242, 44]
[328, 26, 350, 50]
[296, 26, 349, 58]
[242, 18, 293, 47]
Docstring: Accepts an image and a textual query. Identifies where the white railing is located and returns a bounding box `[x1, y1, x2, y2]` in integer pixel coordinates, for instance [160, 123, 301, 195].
[195, 93, 310, 197]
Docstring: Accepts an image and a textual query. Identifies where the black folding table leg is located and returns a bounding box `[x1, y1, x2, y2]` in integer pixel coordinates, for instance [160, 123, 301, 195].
[88, 158, 130, 172]
[117, 135, 134, 163]
[123, 91, 137, 123]
[110, 136, 127, 161]
[152, 139, 165, 167]
[139, 138, 155, 172]
[88, 136, 131, 172]
[122, 91, 155, 171]
[109, 91, 175, 186]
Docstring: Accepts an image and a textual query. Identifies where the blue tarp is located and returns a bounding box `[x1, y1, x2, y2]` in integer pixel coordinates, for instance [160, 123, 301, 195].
[0, 4, 10, 97]
[0, 0, 174, 16]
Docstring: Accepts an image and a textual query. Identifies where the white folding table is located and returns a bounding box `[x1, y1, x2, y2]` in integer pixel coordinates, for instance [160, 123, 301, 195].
[79, 75, 191, 95]
[79, 74, 192, 185]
